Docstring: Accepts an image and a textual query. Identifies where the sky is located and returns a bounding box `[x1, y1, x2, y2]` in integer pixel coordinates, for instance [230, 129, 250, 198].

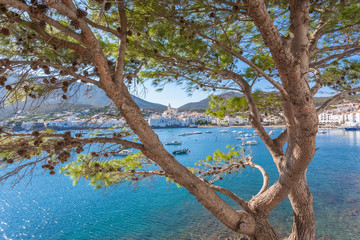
[137, 80, 335, 108]
[137, 81, 211, 108]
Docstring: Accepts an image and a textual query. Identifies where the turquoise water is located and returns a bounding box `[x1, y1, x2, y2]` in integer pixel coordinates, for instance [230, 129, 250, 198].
[0, 128, 359, 239]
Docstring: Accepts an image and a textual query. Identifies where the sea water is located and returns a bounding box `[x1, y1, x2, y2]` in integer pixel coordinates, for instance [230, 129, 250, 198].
[0, 128, 359, 239]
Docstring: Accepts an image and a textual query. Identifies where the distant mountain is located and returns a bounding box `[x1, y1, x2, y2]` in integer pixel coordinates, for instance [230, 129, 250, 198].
[60, 84, 167, 111]
[177, 91, 360, 111]
[178, 92, 243, 111]
[131, 95, 167, 112]
[0, 84, 167, 118]
[313, 94, 360, 106]
[178, 97, 211, 111]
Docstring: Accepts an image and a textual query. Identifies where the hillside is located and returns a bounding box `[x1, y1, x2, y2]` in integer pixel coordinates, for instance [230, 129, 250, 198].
[177, 97, 211, 111]
[0, 84, 167, 119]
[313, 95, 360, 106]
[178, 92, 243, 111]
[177, 92, 360, 111]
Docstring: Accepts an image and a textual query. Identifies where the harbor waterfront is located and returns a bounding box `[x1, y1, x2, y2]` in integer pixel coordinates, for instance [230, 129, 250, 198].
[0, 127, 359, 240]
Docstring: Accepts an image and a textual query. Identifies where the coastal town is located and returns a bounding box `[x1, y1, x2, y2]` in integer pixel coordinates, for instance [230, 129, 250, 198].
[1, 101, 360, 131]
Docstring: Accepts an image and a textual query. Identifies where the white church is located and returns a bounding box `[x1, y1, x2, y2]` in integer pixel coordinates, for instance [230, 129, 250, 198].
[148, 103, 189, 128]
[162, 103, 178, 117]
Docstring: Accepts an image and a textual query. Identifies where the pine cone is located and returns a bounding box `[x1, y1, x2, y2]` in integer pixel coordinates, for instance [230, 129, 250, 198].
[70, 20, 80, 29]
[0, 75, 7, 84]
[76, 8, 87, 18]
[104, 2, 112, 11]
[37, 4, 49, 13]
[0, 27, 10, 36]
[0, 58, 9, 66]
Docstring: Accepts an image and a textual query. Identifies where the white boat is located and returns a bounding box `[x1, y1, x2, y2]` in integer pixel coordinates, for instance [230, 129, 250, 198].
[237, 131, 243, 134]
[219, 130, 228, 133]
[113, 149, 134, 156]
[236, 137, 243, 140]
[205, 130, 212, 133]
[165, 140, 182, 145]
[268, 130, 274, 135]
[242, 140, 258, 146]
[318, 130, 327, 134]
[179, 132, 192, 136]
[192, 131, 202, 134]
[232, 130, 238, 133]
[244, 134, 253, 137]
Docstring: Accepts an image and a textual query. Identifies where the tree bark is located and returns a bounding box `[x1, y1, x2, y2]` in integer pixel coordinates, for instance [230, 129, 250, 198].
[288, 173, 315, 240]
[251, 216, 279, 240]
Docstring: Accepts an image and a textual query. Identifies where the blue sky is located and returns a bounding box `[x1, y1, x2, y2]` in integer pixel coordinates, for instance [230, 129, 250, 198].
[139, 80, 335, 108]
[140, 82, 210, 108]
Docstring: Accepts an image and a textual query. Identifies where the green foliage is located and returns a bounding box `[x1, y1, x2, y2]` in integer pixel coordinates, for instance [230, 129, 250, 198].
[244, 54, 275, 81]
[199, 145, 243, 165]
[206, 95, 248, 119]
[192, 144, 247, 183]
[206, 91, 281, 119]
[60, 152, 151, 190]
[322, 60, 360, 91]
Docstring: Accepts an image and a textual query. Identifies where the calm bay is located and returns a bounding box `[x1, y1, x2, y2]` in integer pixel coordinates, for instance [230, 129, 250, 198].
[0, 128, 359, 239]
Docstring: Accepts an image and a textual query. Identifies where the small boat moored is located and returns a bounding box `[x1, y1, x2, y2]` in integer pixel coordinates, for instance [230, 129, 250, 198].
[242, 140, 258, 146]
[113, 149, 134, 156]
[172, 149, 190, 155]
[344, 126, 360, 131]
[165, 140, 182, 145]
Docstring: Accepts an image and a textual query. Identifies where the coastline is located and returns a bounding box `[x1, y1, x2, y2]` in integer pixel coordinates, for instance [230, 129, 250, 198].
[197, 125, 286, 129]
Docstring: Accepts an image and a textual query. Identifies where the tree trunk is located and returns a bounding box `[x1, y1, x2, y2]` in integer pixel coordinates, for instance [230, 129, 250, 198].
[251, 216, 280, 240]
[288, 172, 315, 240]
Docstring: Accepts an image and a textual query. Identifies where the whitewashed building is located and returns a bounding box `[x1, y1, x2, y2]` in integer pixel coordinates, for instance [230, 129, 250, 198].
[343, 111, 360, 126]
[148, 116, 189, 128]
[318, 112, 344, 124]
